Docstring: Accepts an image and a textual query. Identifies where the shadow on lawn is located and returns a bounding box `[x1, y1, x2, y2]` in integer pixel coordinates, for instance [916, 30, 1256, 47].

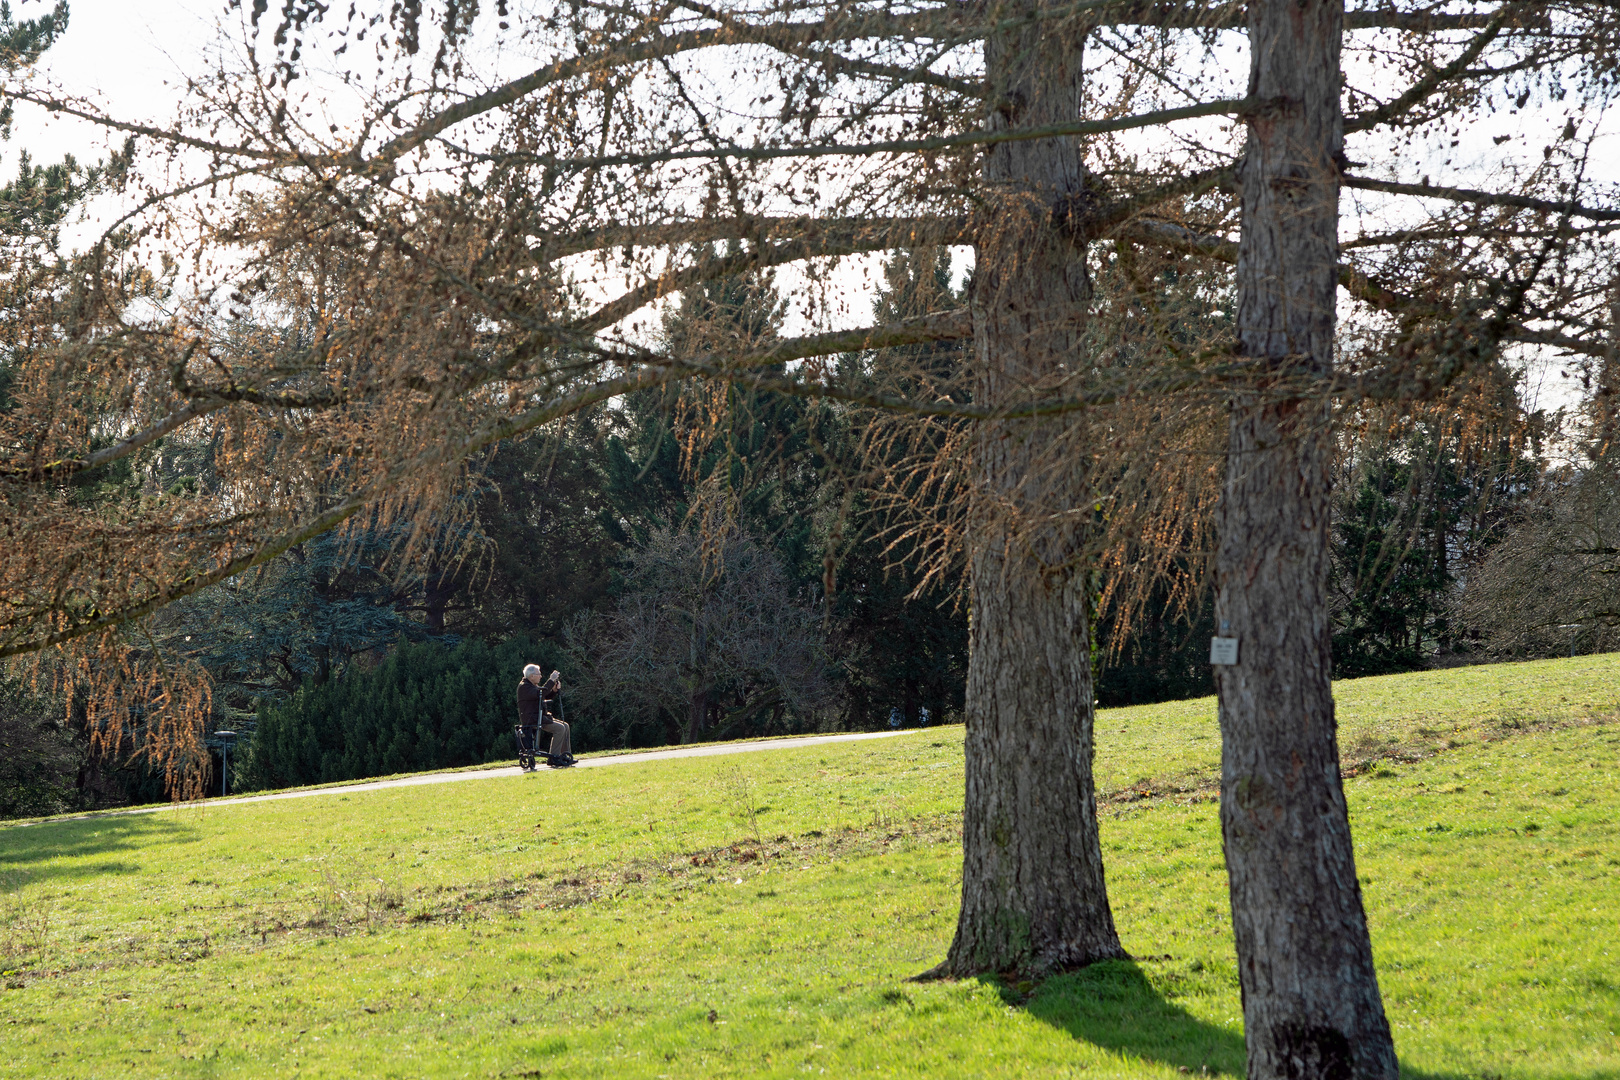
[1018, 960, 1484, 1080]
[0, 814, 196, 893]
[1017, 959, 1246, 1075]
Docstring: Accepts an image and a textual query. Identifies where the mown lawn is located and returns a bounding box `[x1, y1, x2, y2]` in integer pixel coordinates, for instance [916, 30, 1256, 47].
[3, 654, 1619, 1079]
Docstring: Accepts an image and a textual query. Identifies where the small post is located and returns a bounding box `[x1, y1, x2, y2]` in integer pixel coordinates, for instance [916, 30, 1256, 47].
[216, 731, 237, 797]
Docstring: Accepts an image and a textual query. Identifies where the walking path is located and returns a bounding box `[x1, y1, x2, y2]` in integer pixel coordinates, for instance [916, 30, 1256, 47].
[7, 730, 919, 828]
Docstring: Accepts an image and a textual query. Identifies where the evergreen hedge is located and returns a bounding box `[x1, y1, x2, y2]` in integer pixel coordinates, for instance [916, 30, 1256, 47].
[236, 636, 572, 791]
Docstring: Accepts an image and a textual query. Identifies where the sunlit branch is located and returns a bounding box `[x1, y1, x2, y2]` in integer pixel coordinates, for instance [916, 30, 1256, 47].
[1344, 3, 1519, 133]
[0, 401, 224, 482]
[487, 97, 1262, 174]
[1344, 174, 1620, 223]
[538, 214, 973, 259]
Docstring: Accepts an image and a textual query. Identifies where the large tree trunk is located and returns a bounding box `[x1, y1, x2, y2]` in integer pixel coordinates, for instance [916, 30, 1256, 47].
[940, 4, 1124, 978]
[686, 682, 709, 743]
[1215, 2, 1398, 1076]
[685, 611, 709, 742]
[424, 571, 456, 635]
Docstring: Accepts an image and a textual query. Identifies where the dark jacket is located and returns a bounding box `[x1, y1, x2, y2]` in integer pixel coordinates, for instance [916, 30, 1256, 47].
[517, 679, 542, 726]
[541, 682, 560, 720]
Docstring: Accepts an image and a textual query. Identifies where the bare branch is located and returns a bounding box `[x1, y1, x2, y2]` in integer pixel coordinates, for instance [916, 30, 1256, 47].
[1344, 174, 1620, 223]
[0, 401, 224, 481]
[492, 97, 1263, 174]
[4, 89, 277, 160]
[1344, 4, 1518, 134]
[539, 214, 972, 260]
[1119, 217, 1238, 261]
[367, 26, 728, 168]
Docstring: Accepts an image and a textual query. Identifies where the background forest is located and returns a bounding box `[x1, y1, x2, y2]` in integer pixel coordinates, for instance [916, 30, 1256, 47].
[2, 0, 1616, 838]
[2, 239, 1593, 816]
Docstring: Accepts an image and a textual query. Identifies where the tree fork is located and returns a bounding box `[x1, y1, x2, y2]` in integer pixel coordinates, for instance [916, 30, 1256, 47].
[937, 1, 1125, 979]
[1214, 1, 1398, 1077]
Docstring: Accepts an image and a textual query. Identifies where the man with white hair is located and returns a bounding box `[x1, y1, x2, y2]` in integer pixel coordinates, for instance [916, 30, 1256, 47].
[517, 664, 574, 768]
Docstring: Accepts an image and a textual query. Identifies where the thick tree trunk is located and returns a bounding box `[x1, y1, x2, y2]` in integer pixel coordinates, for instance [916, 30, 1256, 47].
[686, 614, 709, 742]
[1215, 2, 1398, 1076]
[686, 683, 708, 743]
[424, 573, 455, 635]
[941, 4, 1124, 978]
[948, 556, 1122, 975]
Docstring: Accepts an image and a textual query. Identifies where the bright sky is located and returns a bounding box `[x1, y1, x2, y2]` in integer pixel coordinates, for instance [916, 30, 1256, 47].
[6, 0, 1610, 415]
[5, 0, 215, 167]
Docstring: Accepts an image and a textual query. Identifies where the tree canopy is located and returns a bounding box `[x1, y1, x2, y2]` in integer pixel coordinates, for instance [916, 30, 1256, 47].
[2, 2, 1618, 1070]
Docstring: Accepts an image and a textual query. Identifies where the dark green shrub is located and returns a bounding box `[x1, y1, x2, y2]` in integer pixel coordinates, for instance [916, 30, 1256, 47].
[0, 680, 81, 819]
[236, 636, 580, 791]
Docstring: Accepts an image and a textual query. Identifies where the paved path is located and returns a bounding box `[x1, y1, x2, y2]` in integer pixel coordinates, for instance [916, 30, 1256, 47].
[7, 730, 919, 828]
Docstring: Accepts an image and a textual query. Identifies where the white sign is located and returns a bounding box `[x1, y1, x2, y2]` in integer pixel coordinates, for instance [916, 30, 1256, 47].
[1209, 636, 1240, 665]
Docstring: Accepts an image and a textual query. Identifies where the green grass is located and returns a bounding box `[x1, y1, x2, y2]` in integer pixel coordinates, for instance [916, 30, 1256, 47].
[3, 654, 1619, 1078]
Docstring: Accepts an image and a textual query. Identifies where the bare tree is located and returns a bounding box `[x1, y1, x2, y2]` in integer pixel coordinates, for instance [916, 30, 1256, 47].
[936, 2, 1127, 976]
[1459, 288, 1620, 658]
[574, 527, 836, 741]
[1457, 466, 1620, 656]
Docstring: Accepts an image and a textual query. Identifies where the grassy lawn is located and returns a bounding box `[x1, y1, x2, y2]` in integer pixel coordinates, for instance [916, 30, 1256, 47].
[2, 653, 1618, 1078]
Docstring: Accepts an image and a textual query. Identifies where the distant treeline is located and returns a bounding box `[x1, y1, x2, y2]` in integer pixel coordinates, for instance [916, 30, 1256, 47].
[4, 251, 1596, 814]
[236, 637, 546, 792]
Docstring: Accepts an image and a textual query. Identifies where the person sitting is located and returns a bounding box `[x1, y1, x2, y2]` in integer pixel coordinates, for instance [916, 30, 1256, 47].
[516, 664, 545, 768]
[539, 670, 575, 767]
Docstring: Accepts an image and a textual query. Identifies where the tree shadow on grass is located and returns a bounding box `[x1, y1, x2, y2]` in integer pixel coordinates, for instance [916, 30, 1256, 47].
[1014, 959, 1246, 1075]
[0, 814, 196, 893]
[1016, 960, 1495, 1080]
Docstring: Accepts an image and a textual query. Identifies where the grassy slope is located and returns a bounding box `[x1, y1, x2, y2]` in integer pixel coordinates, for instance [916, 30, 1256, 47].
[1, 654, 1617, 1079]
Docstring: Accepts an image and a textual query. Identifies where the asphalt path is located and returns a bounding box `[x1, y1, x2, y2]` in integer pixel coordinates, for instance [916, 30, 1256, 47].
[6, 730, 919, 828]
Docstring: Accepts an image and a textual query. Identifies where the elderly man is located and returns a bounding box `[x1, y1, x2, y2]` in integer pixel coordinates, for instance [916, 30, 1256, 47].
[517, 664, 575, 768]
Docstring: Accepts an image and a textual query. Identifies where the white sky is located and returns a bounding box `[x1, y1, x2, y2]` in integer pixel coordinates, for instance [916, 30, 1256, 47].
[4, 0, 216, 169]
[6, 0, 1610, 415]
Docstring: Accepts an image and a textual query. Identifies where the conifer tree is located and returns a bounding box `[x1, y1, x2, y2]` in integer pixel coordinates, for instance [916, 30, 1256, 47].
[5, 4, 1619, 1070]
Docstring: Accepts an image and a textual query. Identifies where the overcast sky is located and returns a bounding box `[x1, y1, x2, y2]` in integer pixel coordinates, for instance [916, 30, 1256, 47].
[5, 0, 214, 165]
[6, 0, 1609, 414]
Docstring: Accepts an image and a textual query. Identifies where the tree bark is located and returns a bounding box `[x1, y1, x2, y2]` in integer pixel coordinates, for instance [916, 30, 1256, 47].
[1215, 2, 1398, 1076]
[940, 4, 1124, 978]
[686, 682, 709, 743]
[424, 572, 456, 635]
[686, 609, 709, 742]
